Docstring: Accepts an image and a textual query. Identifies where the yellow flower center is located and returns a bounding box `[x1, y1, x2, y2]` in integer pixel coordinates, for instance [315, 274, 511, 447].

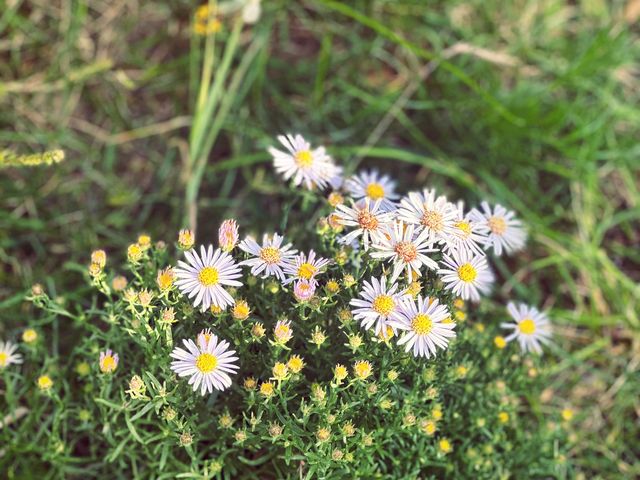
[272, 362, 288, 379]
[395, 241, 418, 262]
[233, 302, 250, 319]
[455, 220, 472, 237]
[195, 353, 218, 373]
[411, 314, 433, 335]
[357, 210, 379, 230]
[372, 294, 395, 316]
[260, 382, 274, 396]
[194, 6, 222, 35]
[518, 318, 536, 335]
[422, 420, 437, 435]
[365, 182, 385, 200]
[259, 246, 281, 264]
[288, 356, 304, 373]
[157, 270, 174, 290]
[439, 439, 452, 453]
[488, 216, 507, 235]
[334, 365, 348, 380]
[138, 235, 151, 247]
[0, 352, 7, 367]
[457, 263, 477, 283]
[198, 266, 219, 286]
[101, 355, 117, 372]
[294, 150, 313, 167]
[354, 361, 372, 379]
[297, 262, 317, 280]
[38, 375, 53, 390]
[379, 326, 395, 341]
[421, 209, 443, 231]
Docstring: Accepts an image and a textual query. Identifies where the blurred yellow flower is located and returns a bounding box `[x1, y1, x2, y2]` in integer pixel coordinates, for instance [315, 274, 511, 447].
[37, 375, 53, 391]
[22, 328, 38, 344]
[194, 4, 222, 36]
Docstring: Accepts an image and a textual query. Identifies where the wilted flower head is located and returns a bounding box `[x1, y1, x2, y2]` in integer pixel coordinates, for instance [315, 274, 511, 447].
[137, 289, 154, 307]
[112, 276, 128, 291]
[251, 322, 266, 339]
[162, 407, 177, 422]
[268, 422, 283, 438]
[127, 375, 147, 399]
[31, 283, 44, 296]
[179, 431, 193, 447]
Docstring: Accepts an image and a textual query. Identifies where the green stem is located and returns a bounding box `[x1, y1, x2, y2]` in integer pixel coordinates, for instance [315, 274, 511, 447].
[185, 17, 244, 232]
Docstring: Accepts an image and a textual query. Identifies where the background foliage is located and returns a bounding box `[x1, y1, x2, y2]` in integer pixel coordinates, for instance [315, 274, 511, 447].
[1, 0, 639, 478]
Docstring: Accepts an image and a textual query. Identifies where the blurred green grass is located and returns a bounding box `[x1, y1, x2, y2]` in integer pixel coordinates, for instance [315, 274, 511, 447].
[1, 0, 639, 477]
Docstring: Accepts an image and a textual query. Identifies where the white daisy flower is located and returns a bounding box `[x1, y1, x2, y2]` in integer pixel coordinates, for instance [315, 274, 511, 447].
[501, 302, 552, 354]
[170, 333, 239, 395]
[443, 201, 488, 256]
[0, 340, 22, 369]
[268, 134, 340, 190]
[282, 250, 331, 286]
[349, 276, 408, 337]
[390, 296, 456, 358]
[469, 201, 527, 256]
[370, 221, 439, 283]
[439, 248, 494, 302]
[175, 245, 243, 312]
[334, 198, 394, 251]
[396, 189, 457, 244]
[344, 169, 399, 212]
[238, 233, 297, 281]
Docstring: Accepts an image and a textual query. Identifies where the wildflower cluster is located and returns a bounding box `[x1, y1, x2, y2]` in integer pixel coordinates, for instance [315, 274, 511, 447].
[3, 134, 570, 478]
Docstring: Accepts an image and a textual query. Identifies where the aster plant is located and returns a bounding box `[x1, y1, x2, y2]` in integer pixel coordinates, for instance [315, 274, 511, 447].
[10, 133, 571, 479]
